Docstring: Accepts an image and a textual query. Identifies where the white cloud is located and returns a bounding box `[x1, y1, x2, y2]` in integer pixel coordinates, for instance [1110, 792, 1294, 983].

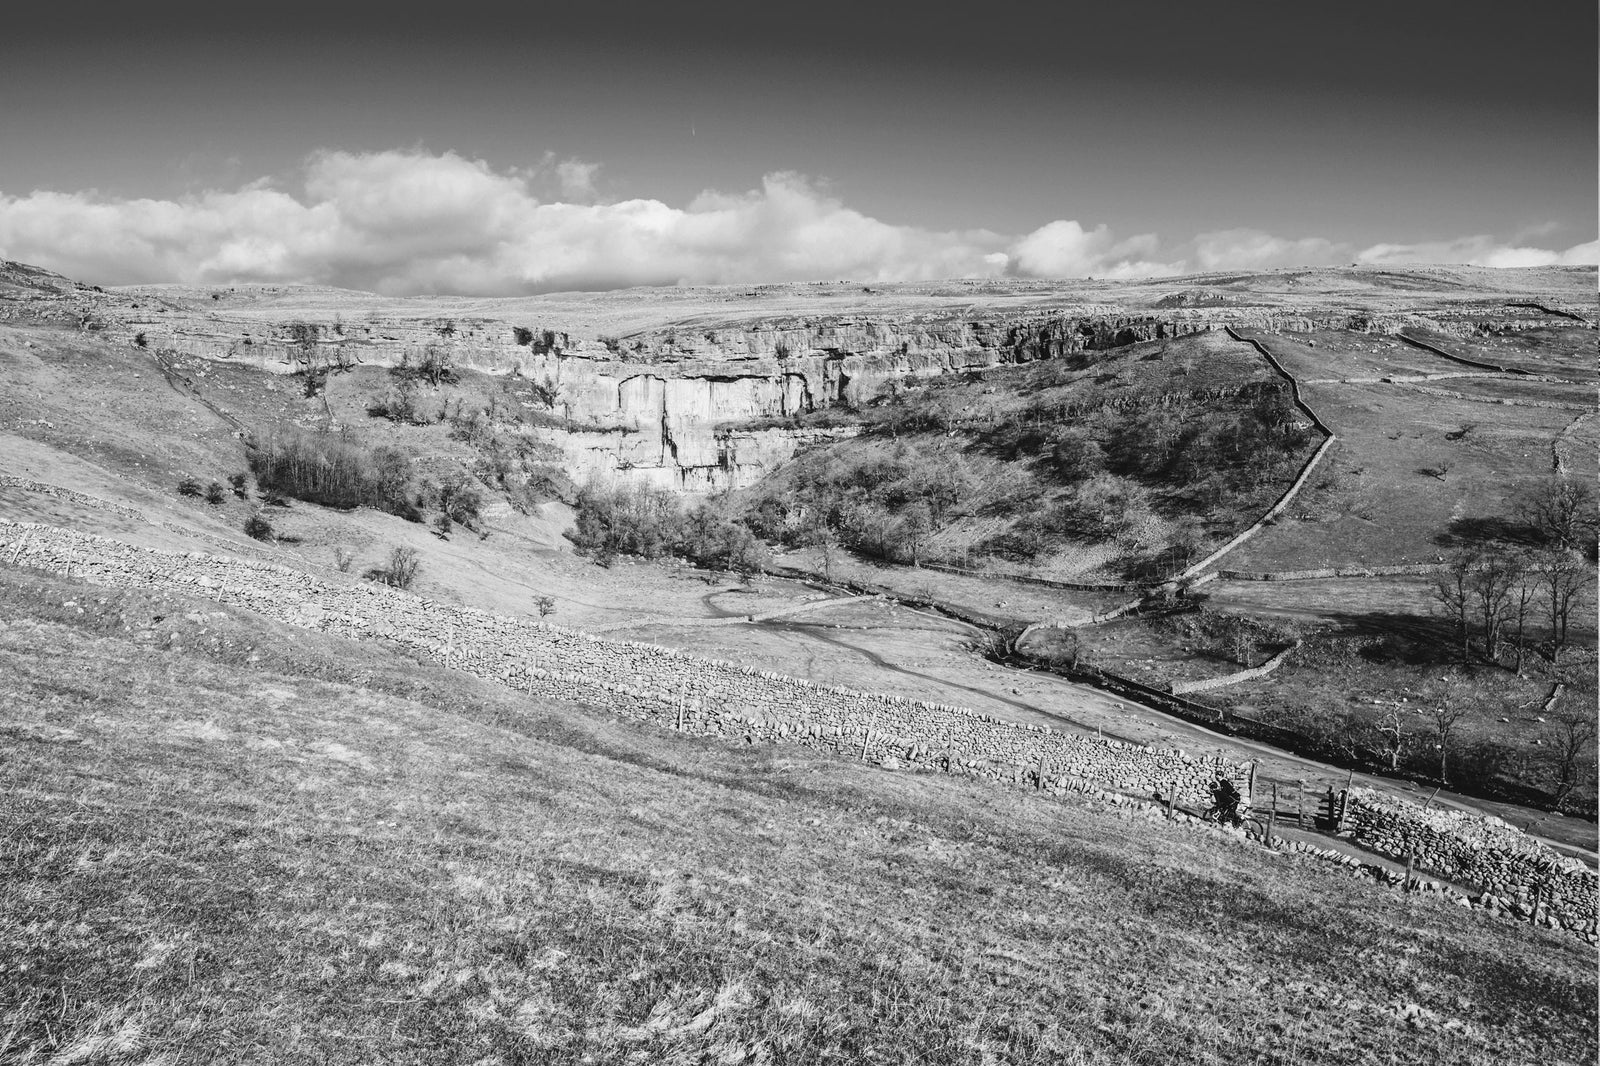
[1357, 234, 1600, 269]
[1191, 228, 1350, 272]
[0, 151, 1013, 294]
[1008, 219, 1182, 279]
[0, 149, 1592, 293]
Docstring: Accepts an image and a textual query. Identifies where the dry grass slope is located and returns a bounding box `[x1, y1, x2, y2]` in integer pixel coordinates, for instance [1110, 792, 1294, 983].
[1, 567, 1595, 1065]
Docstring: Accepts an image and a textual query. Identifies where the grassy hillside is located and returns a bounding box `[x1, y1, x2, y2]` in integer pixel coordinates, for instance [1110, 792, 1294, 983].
[2, 565, 1595, 1065]
[731, 331, 1320, 584]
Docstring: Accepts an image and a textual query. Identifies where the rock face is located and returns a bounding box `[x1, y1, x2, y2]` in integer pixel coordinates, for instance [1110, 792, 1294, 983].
[5, 258, 1589, 493]
[82, 305, 1399, 493]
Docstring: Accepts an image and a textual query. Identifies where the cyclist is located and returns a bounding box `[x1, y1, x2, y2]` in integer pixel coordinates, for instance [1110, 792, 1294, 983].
[1208, 776, 1244, 827]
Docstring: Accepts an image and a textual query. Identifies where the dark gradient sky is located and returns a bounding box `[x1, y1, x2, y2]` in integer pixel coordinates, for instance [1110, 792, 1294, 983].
[0, 0, 1594, 288]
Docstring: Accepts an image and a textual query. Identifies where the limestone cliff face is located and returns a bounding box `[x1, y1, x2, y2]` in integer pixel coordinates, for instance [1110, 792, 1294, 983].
[0, 261, 1542, 493]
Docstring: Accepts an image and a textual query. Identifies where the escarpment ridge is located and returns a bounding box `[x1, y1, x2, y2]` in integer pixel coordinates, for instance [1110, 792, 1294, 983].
[2, 260, 1592, 492]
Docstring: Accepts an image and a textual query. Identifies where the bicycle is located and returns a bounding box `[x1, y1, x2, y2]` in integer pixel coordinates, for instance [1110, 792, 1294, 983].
[1202, 804, 1270, 840]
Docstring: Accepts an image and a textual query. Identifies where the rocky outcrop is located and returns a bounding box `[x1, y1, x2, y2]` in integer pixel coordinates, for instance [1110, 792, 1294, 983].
[1, 258, 1580, 493]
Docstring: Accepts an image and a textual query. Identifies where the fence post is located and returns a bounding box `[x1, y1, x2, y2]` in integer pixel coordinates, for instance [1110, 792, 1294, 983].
[1036, 752, 1047, 791]
[1165, 776, 1176, 819]
[1246, 762, 1257, 808]
[1266, 784, 1278, 847]
[1296, 782, 1305, 828]
[1529, 881, 1542, 925]
[858, 729, 872, 762]
[1403, 853, 1416, 892]
[676, 694, 685, 731]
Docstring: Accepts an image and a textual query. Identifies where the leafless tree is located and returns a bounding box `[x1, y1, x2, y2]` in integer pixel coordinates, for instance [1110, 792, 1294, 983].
[1428, 702, 1469, 785]
[1467, 552, 1519, 662]
[1521, 477, 1598, 552]
[1432, 553, 1474, 663]
[1507, 562, 1539, 672]
[1546, 709, 1597, 808]
[1538, 549, 1591, 656]
[1373, 707, 1408, 773]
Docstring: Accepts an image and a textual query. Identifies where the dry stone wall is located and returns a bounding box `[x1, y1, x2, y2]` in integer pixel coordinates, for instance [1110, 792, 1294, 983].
[0, 521, 1243, 808]
[1345, 789, 1598, 937]
[1169, 641, 1300, 695]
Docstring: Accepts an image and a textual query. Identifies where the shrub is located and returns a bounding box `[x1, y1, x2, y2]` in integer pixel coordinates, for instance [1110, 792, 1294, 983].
[134, 332, 148, 348]
[366, 546, 420, 590]
[178, 477, 202, 498]
[228, 473, 249, 499]
[568, 485, 764, 574]
[368, 380, 428, 424]
[333, 546, 356, 573]
[394, 346, 454, 386]
[512, 326, 534, 346]
[439, 476, 484, 528]
[204, 481, 226, 505]
[244, 514, 274, 541]
[246, 426, 418, 519]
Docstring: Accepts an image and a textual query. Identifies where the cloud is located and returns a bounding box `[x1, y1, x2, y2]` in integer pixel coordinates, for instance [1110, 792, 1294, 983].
[0, 151, 1016, 294]
[1009, 220, 1182, 279]
[0, 149, 1593, 294]
[1191, 228, 1350, 272]
[1356, 234, 1600, 269]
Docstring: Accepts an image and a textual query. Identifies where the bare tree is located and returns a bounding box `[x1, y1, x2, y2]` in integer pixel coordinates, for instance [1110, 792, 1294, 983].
[1507, 562, 1539, 673]
[1546, 708, 1597, 808]
[1538, 549, 1591, 657]
[896, 502, 935, 567]
[1428, 702, 1469, 785]
[1467, 552, 1519, 662]
[1521, 477, 1598, 552]
[535, 595, 556, 620]
[1432, 553, 1475, 663]
[1373, 707, 1408, 773]
[805, 516, 839, 584]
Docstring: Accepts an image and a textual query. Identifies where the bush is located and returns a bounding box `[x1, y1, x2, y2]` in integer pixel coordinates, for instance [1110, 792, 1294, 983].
[368, 380, 429, 424]
[568, 485, 765, 574]
[366, 546, 420, 590]
[394, 346, 454, 386]
[512, 326, 534, 346]
[204, 481, 226, 505]
[247, 426, 418, 519]
[228, 473, 249, 499]
[134, 332, 148, 348]
[178, 478, 202, 498]
[244, 514, 274, 541]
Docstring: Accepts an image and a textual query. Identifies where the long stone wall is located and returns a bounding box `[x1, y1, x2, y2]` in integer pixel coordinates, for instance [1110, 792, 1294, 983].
[0, 521, 1244, 808]
[1169, 641, 1300, 695]
[1217, 564, 1447, 582]
[1175, 329, 1338, 581]
[1344, 789, 1598, 937]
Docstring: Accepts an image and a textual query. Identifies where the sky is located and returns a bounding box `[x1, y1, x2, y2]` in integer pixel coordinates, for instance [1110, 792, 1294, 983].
[0, 0, 1594, 294]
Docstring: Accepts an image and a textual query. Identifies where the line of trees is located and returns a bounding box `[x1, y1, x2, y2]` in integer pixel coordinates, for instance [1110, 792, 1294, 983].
[1432, 480, 1597, 670]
